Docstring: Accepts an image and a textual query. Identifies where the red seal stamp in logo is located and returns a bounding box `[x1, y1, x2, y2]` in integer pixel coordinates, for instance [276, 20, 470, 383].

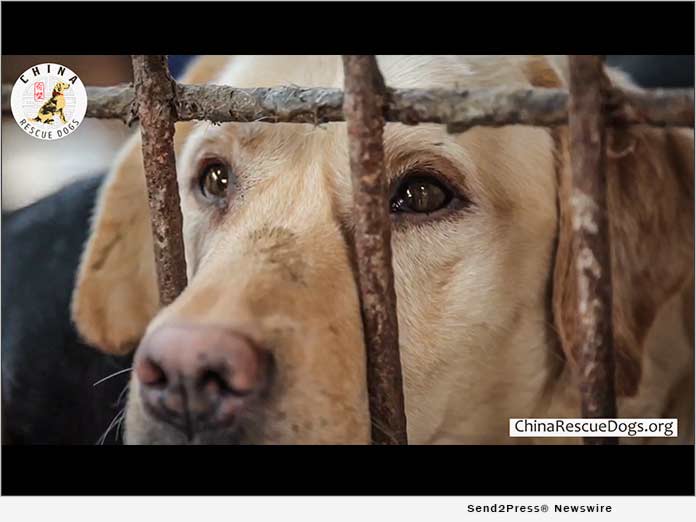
[33, 82, 45, 101]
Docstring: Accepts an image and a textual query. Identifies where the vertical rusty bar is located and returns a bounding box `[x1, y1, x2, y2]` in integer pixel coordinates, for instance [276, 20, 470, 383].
[567, 55, 617, 445]
[342, 55, 408, 445]
[131, 55, 188, 306]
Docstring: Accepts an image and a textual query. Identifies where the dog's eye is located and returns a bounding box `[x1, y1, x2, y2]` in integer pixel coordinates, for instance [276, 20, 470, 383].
[199, 162, 229, 200]
[390, 174, 453, 214]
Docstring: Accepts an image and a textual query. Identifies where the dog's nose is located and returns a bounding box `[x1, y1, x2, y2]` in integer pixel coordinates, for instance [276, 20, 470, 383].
[134, 325, 271, 437]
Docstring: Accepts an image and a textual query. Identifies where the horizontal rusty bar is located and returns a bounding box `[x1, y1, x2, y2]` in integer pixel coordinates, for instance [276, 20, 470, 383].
[2, 83, 693, 129]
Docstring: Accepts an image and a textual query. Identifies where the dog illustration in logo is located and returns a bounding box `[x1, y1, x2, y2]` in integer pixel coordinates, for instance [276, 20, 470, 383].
[30, 81, 71, 125]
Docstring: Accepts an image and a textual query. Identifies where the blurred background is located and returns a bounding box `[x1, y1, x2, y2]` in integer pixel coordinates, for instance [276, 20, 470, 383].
[1, 55, 194, 212]
[1, 55, 694, 212]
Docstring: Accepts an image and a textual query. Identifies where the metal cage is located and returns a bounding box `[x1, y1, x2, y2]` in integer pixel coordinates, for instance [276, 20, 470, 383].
[5, 55, 692, 445]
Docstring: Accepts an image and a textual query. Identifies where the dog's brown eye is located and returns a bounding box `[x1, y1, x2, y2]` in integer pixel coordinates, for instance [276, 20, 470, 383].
[391, 175, 453, 214]
[199, 162, 229, 200]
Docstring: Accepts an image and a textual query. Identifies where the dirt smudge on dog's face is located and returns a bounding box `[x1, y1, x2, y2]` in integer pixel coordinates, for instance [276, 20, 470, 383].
[246, 227, 306, 286]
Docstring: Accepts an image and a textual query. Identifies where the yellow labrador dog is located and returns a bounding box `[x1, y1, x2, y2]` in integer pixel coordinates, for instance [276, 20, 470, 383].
[71, 56, 694, 445]
[31, 81, 71, 124]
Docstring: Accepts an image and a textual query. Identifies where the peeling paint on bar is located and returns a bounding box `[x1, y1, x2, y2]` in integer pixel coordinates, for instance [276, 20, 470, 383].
[342, 55, 408, 445]
[131, 55, 188, 307]
[567, 56, 617, 445]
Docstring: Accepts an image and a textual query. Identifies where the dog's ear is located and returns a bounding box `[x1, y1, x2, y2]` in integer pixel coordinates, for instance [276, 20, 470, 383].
[523, 55, 564, 88]
[72, 56, 231, 354]
[551, 60, 694, 396]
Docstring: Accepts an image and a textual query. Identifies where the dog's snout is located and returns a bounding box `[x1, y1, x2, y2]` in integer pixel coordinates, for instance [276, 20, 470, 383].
[134, 325, 271, 437]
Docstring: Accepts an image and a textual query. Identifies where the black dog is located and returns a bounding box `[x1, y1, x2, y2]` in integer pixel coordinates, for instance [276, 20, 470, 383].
[2, 176, 132, 444]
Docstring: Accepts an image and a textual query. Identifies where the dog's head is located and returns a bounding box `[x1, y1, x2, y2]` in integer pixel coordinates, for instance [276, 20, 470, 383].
[72, 56, 693, 444]
[53, 81, 71, 94]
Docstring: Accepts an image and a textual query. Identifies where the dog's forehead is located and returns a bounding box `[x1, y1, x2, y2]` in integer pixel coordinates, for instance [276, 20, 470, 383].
[213, 55, 530, 89]
[183, 55, 535, 155]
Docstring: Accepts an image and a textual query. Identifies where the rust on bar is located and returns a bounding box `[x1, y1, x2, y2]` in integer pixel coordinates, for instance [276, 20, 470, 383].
[3, 82, 693, 129]
[131, 55, 188, 306]
[567, 55, 617, 445]
[342, 55, 408, 445]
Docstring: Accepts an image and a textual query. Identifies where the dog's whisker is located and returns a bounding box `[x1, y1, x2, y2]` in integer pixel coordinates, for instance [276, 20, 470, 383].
[117, 383, 130, 404]
[93, 367, 133, 387]
[111, 382, 131, 408]
[370, 416, 400, 445]
[115, 411, 127, 442]
[96, 411, 119, 445]
[97, 408, 126, 445]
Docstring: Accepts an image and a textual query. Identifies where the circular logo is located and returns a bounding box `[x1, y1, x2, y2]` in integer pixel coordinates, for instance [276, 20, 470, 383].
[10, 63, 87, 141]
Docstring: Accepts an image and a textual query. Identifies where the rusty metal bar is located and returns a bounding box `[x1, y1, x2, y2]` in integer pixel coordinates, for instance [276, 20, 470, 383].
[567, 56, 617, 445]
[3, 83, 693, 129]
[131, 55, 188, 306]
[342, 55, 408, 445]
